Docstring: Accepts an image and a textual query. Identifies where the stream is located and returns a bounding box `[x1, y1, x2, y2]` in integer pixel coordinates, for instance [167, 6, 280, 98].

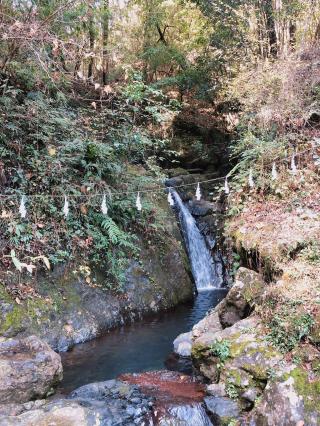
[59, 186, 227, 425]
[60, 289, 227, 393]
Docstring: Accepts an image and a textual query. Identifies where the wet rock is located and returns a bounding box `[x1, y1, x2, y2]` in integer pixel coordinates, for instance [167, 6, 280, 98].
[0, 336, 62, 404]
[218, 268, 265, 328]
[188, 199, 217, 217]
[166, 168, 190, 178]
[158, 403, 213, 425]
[204, 396, 240, 425]
[0, 379, 153, 426]
[249, 366, 320, 426]
[165, 174, 199, 189]
[69, 379, 141, 402]
[173, 332, 192, 357]
[164, 353, 193, 375]
[121, 371, 209, 425]
[165, 176, 184, 187]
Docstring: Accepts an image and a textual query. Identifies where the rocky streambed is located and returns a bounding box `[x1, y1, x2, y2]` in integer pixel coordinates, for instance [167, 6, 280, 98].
[3, 265, 319, 425]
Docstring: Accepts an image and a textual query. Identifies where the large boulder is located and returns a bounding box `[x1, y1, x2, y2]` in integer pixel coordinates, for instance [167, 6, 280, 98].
[249, 366, 320, 426]
[0, 336, 62, 404]
[218, 268, 265, 328]
[192, 316, 282, 400]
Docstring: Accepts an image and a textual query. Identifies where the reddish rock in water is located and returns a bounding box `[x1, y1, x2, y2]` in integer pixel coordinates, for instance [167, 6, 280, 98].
[120, 370, 205, 405]
[120, 370, 209, 424]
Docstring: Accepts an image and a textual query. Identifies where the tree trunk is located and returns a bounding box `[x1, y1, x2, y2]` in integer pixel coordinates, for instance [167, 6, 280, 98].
[88, 14, 95, 79]
[272, 0, 291, 57]
[102, 0, 109, 85]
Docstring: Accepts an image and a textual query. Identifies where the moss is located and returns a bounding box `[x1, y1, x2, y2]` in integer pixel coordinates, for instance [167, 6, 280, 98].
[0, 284, 12, 302]
[191, 343, 208, 360]
[226, 369, 244, 387]
[228, 332, 250, 357]
[220, 416, 239, 426]
[283, 367, 320, 412]
[0, 304, 25, 335]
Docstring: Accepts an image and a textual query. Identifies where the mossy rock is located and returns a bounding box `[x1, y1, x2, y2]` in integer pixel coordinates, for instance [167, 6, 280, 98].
[250, 366, 320, 425]
[192, 315, 283, 385]
[218, 267, 265, 328]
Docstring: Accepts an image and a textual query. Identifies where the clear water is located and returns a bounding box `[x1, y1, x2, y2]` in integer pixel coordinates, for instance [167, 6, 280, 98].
[60, 290, 227, 393]
[172, 190, 222, 291]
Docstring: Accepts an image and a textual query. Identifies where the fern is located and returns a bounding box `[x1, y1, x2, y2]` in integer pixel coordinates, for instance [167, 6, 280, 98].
[101, 217, 135, 249]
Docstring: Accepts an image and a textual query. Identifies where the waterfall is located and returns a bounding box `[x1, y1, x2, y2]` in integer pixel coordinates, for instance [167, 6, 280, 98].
[172, 190, 222, 291]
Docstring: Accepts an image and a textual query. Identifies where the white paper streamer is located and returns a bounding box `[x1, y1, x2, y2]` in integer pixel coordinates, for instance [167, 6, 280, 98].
[63, 196, 69, 218]
[271, 162, 278, 180]
[167, 190, 174, 206]
[19, 195, 27, 218]
[101, 194, 108, 215]
[136, 192, 142, 211]
[224, 177, 230, 195]
[291, 154, 297, 174]
[248, 169, 254, 188]
[195, 183, 201, 201]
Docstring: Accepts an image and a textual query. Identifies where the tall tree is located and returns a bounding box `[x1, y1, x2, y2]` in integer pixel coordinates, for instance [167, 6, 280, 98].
[102, 0, 109, 84]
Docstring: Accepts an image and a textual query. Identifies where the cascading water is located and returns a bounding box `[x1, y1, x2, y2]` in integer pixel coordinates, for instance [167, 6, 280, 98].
[172, 190, 221, 291]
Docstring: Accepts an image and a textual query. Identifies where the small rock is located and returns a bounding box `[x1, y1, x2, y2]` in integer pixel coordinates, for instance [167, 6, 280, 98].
[205, 396, 240, 423]
[206, 383, 226, 397]
[173, 332, 192, 357]
[241, 387, 259, 403]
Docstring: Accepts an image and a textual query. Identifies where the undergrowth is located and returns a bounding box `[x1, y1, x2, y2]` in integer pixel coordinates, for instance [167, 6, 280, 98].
[266, 307, 314, 353]
[0, 72, 177, 291]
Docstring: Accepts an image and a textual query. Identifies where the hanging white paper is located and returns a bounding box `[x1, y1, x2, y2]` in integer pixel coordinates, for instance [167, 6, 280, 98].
[136, 192, 142, 211]
[167, 190, 174, 206]
[19, 195, 27, 218]
[195, 183, 201, 201]
[271, 162, 278, 180]
[63, 196, 69, 218]
[224, 177, 230, 195]
[101, 194, 108, 215]
[248, 169, 254, 188]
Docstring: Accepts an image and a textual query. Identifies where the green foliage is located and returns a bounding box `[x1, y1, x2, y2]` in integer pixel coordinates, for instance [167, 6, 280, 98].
[225, 380, 239, 399]
[298, 241, 320, 265]
[209, 339, 231, 366]
[229, 127, 289, 189]
[229, 252, 241, 276]
[101, 217, 136, 247]
[0, 73, 171, 291]
[267, 312, 314, 353]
